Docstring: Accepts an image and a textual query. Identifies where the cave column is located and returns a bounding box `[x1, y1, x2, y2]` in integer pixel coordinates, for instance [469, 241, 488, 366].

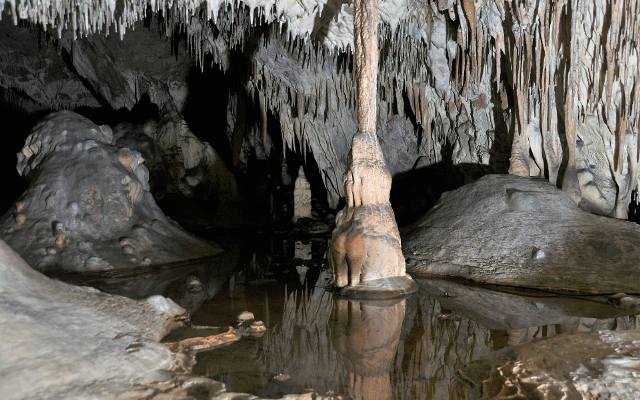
[328, 0, 416, 298]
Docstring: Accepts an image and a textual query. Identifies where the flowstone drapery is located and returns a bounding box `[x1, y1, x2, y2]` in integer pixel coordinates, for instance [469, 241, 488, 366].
[328, 0, 416, 299]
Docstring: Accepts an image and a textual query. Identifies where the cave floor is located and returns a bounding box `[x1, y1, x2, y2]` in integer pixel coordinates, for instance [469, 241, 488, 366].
[48, 231, 640, 399]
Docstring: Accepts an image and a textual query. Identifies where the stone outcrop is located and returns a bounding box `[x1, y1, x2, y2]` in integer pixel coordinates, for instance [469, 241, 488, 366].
[0, 239, 187, 399]
[0, 239, 333, 400]
[404, 174, 640, 294]
[114, 114, 240, 204]
[462, 329, 640, 399]
[1, 111, 220, 272]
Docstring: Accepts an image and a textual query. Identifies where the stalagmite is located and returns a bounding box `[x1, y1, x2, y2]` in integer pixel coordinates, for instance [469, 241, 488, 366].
[292, 166, 312, 222]
[328, 0, 416, 299]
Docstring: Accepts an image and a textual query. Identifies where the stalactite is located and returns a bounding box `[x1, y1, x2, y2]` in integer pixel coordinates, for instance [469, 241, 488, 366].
[4, 0, 636, 216]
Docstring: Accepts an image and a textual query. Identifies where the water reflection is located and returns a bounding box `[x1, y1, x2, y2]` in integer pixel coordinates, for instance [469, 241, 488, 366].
[191, 275, 638, 399]
[332, 298, 405, 400]
[44, 249, 240, 312]
[45, 231, 640, 398]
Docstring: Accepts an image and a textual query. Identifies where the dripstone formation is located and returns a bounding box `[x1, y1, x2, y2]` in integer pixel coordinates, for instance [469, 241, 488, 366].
[1, 1, 638, 217]
[329, 0, 415, 298]
[293, 167, 312, 222]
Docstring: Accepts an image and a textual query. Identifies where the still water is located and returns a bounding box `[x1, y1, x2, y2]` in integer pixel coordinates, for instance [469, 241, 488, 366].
[188, 274, 638, 399]
[51, 233, 640, 399]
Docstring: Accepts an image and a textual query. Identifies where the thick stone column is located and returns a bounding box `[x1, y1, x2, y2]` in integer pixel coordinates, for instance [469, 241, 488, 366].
[328, 0, 416, 298]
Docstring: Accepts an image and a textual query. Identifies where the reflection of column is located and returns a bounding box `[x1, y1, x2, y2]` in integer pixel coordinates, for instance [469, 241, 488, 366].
[332, 298, 406, 400]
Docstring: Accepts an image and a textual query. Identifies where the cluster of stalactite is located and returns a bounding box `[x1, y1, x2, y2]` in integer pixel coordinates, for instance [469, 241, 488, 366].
[2, 0, 637, 215]
[173, 2, 498, 206]
[449, 0, 640, 216]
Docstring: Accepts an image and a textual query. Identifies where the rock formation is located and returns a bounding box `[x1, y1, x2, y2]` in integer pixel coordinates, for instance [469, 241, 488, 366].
[292, 167, 312, 222]
[0, 238, 334, 399]
[328, 0, 415, 298]
[462, 329, 640, 399]
[0, 239, 187, 399]
[113, 113, 243, 228]
[2, 0, 637, 398]
[114, 114, 239, 202]
[1, 1, 637, 220]
[1, 111, 221, 272]
[404, 174, 640, 294]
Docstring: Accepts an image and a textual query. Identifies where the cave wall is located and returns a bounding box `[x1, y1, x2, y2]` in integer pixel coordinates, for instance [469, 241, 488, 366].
[0, 0, 637, 216]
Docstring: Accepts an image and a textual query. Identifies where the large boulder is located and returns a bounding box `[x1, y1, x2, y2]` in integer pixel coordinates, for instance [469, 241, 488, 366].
[404, 174, 640, 294]
[1, 111, 221, 272]
[0, 239, 186, 399]
[0, 239, 332, 399]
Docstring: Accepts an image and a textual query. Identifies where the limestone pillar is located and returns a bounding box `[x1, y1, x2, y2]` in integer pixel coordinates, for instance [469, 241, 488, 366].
[328, 0, 416, 298]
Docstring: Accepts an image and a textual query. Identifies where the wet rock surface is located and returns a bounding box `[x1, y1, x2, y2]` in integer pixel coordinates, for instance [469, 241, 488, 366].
[404, 174, 640, 294]
[1, 111, 221, 272]
[3, 222, 636, 399]
[330, 131, 416, 297]
[461, 329, 640, 399]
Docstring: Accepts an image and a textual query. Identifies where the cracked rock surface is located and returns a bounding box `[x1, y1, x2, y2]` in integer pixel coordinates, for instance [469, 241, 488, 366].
[462, 329, 640, 399]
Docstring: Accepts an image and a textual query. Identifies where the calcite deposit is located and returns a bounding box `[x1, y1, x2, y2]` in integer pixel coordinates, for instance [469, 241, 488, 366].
[293, 167, 312, 222]
[329, 0, 415, 298]
[1, 1, 637, 216]
[0, 0, 638, 398]
[114, 114, 239, 203]
[0, 239, 187, 399]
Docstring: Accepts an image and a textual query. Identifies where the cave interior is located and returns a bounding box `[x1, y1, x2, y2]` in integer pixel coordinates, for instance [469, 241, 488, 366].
[0, 0, 640, 399]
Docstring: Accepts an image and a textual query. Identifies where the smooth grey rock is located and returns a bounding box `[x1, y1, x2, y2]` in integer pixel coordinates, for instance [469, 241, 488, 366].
[404, 174, 640, 294]
[0, 239, 186, 400]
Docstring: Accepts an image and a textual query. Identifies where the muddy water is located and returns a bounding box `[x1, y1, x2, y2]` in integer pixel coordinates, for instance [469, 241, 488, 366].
[53, 233, 640, 399]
